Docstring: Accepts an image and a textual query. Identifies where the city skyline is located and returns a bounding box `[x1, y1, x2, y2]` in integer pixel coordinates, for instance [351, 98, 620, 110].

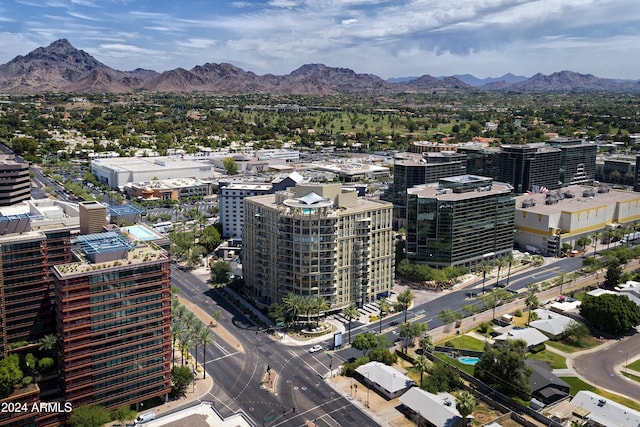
[1, 0, 639, 80]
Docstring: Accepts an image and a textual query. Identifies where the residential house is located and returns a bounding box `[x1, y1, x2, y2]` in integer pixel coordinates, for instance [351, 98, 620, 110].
[355, 362, 415, 400]
[399, 388, 465, 427]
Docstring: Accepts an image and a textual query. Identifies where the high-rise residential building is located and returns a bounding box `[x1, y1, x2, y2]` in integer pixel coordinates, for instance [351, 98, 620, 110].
[384, 152, 467, 230]
[405, 176, 515, 268]
[243, 183, 394, 309]
[457, 144, 501, 179]
[53, 231, 172, 409]
[219, 182, 274, 238]
[546, 138, 597, 186]
[497, 144, 562, 193]
[0, 155, 31, 206]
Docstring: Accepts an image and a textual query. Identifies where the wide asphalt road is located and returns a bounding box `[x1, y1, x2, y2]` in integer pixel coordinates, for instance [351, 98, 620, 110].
[171, 266, 381, 427]
[573, 331, 640, 400]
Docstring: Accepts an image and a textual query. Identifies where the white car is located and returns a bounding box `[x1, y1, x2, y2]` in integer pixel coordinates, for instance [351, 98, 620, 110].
[308, 345, 323, 353]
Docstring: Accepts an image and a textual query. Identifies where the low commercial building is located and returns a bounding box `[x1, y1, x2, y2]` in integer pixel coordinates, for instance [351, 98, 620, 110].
[355, 362, 415, 400]
[123, 177, 214, 201]
[91, 156, 218, 190]
[399, 388, 464, 427]
[514, 185, 640, 255]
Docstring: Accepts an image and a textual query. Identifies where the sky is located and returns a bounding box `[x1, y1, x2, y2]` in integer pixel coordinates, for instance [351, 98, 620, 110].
[1, 0, 640, 80]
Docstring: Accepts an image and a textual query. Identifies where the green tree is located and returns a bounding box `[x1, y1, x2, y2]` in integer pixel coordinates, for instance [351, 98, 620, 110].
[576, 236, 592, 251]
[171, 365, 195, 399]
[110, 405, 137, 426]
[378, 298, 391, 333]
[351, 332, 379, 356]
[199, 226, 222, 253]
[423, 360, 461, 393]
[419, 334, 434, 354]
[592, 231, 602, 258]
[603, 262, 622, 290]
[481, 289, 512, 320]
[414, 355, 430, 386]
[399, 322, 428, 353]
[210, 309, 223, 327]
[456, 391, 477, 426]
[504, 254, 518, 287]
[0, 354, 23, 395]
[563, 320, 589, 345]
[475, 340, 532, 400]
[38, 333, 58, 356]
[283, 293, 305, 325]
[343, 303, 359, 344]
[396, 288, 414, 323]
[223, 157, 238, 175]
[70, 405, 111, 427]
[37, 357, 55, 374]
[210, 261, 232, 284]
[525, 290, 539, 325]
[580, 294, 640, 335]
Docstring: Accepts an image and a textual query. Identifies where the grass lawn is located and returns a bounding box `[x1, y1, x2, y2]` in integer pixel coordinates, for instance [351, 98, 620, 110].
[546, 336, 602, 354]
[438, 334, 486, 351]
[628, 359, 640, 372]
[433, 352, 475, 375]
[622, 370, 640, 384]
[527, 350, 567, 369]
[560, 376, 640, 411]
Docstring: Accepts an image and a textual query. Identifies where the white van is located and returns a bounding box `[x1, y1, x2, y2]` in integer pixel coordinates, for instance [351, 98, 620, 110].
[135, 412, 156, 424]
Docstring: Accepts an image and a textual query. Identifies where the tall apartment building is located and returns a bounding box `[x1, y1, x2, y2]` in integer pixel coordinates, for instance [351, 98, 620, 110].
[384, 152, 467, 230]
[0, 155, 31, 206]
[79, 201, 107, 234]
[405, 176, 515, 268]
[53, 231, 172, 410]
[219, 182, 274, 238]
[218, 172, 304, 238]
[243, 183, 394, 309]
[546, 138, 597, 186]
[497, 144, 562, 193]
[0, 227, 72, 357]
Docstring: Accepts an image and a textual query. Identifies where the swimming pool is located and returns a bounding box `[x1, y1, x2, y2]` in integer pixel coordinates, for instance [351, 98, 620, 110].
[125, 225, 158, 242]
[459, 356, 480, 365]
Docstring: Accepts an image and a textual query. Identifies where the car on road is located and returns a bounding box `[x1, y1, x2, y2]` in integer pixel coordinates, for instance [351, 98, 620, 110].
[308, 345, 323, 353]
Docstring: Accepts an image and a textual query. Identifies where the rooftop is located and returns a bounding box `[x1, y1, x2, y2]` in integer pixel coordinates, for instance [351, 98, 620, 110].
[514, 184, 640, 215]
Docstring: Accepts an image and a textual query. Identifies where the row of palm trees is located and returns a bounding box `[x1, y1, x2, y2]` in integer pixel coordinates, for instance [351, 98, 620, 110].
[475, 254, 519, 294]
[281, 293, 330, 327]
[171, 298, 214, 379]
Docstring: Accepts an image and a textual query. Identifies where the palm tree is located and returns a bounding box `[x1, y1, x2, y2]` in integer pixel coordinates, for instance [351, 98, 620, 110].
[592, 231, 602, 258]
[178, 332, 193, 366]
[196, 327, 214, 379]
[456, 390, 476, 426]
[170, 322, 184, 367]
[378, 299, 391, 333]
[283, 293, 304, 325]
[173, 303, 187, 324]
[342, 303, 359, 344]
[191, 321, 205, 370]
[38, 334, 58, 357]
[210, 309, 222, 327]
[526, 290, 539, 325]
[419, 333, 434, 354]
[504, 254, 517, 287]
[493, 256, 509, 288]
[414, 355, 429, 386]
[397, 288, 414, 324]
[314, 296, 330, 327]
[476, 261, 492, 295]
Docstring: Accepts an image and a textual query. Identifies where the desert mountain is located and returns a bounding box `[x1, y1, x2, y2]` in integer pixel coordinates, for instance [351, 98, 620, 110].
[0, 39, 637, 94]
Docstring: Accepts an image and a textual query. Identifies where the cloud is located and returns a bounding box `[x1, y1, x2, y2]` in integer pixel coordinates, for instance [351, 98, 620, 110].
[341, 18, 358, 25]
[176, 38, 218, 49]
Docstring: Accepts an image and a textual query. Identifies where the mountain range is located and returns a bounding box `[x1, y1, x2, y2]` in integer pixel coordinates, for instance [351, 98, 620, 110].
[1, 39, 639, 95]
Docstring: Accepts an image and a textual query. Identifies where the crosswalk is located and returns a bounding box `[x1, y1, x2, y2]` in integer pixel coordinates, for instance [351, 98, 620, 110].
[332, 301, 385, 325]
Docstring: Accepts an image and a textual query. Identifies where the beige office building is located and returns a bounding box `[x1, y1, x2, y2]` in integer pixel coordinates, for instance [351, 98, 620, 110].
[514, 185, 640, 255]
[243, 183, 394, 310]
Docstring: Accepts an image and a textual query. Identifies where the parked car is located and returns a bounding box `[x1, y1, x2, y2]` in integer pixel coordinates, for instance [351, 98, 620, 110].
[308, 345, 323, 353]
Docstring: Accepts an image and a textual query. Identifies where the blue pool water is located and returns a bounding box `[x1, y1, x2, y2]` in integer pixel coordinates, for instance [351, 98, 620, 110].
[459, 356, 480, 365]
[125, 225, 158, 241]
